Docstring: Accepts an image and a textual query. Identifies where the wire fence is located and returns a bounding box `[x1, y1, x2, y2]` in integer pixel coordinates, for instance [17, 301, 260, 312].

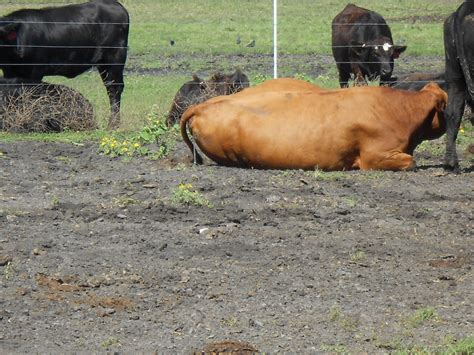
[0, 0, 457, 126]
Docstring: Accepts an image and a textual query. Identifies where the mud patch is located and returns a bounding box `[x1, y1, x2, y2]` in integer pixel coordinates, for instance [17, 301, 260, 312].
[0, 141, 473, 353]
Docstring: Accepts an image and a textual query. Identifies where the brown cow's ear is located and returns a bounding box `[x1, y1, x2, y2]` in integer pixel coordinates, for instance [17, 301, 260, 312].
[422, 82, 448, 111]
[392, 45, 407, 59]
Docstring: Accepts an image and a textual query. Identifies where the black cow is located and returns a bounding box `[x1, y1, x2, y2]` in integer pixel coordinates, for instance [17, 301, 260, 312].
[0, 78, 96, 132]
[332, 3, 407, 87]
[443, 0, 474, 172]
[166, 69, 249, 127]
[0, 0, 129, 129]
[389, 72, 446, 91]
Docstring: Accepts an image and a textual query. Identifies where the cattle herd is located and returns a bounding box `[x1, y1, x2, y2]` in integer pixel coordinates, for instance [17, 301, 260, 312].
[0, 0, 472, 172]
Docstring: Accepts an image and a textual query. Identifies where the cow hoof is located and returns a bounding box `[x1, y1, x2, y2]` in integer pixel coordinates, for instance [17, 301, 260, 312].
[443, 162, 460, 174]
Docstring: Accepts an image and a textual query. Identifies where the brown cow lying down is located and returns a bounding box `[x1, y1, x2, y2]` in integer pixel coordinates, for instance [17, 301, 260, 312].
[181, 82, 447, 171]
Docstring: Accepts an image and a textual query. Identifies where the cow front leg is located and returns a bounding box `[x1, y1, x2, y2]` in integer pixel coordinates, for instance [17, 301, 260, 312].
[337, 66, 351, 88]
[444, 81, 466, 172]
[350, 63, 366, 87]
[359, 151, 415, 171]
[98, 66, 124, 130]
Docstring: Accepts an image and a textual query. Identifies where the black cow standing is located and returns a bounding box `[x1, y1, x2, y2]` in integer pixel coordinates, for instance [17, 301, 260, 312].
[0, 0, 129, 129]
[443, 0, 474, 172]
[332, 3, 407, 87]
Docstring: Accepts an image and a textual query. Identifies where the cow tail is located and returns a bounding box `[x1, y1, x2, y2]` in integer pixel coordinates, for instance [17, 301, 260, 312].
[454, 1, 474, 100]
[180, 107, 204, 165]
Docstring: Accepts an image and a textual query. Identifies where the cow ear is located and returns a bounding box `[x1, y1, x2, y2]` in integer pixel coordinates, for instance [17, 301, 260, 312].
[392, 45, 407, 59]
[0, 22, 20, 41]
[422, 82, 447, 111]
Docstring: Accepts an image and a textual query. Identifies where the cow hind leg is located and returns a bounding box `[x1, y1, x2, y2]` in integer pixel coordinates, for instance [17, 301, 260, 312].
[444, 82, 466, 172]
[98, 65, 125, 130]
[359, 151, 415, 171]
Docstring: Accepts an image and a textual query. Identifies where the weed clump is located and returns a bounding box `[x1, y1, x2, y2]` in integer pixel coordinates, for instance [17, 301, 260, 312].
[99, 105, 179, 159]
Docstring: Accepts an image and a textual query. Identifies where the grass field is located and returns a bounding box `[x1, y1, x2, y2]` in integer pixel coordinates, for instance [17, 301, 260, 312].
[0, 0, 467, 132]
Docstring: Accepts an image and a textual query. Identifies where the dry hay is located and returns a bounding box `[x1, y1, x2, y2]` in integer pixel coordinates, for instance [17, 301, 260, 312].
[0, 82, 96, 132]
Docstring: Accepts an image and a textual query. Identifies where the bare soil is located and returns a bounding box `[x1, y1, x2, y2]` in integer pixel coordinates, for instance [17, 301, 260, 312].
[0, 138, 472, 353]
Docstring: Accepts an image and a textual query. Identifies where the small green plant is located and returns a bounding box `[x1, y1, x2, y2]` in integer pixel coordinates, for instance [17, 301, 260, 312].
[293, 72, 315, 83]
[252, 73, 272, 85]
[445, 335, 474, 354]
[221, 316, 238, 327]
[328, 303, 359, 331]
[114, 196, 139, 208]
[329, 304, 342, 322]
[407, 307, 439, 328]
[171, 183, 212, 207]
[99, 105, 179, 159]
[344, 196, 358, 208]
[101, 336, 121, 349]
[4, 262, 14, 280]
[320, 344, 348, 354]
[51, 196, 60, 208]
[350, 250, 366, 262]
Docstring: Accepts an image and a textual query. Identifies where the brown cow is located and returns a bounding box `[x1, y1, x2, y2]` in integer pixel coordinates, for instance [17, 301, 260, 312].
[181, 82, 447, 171]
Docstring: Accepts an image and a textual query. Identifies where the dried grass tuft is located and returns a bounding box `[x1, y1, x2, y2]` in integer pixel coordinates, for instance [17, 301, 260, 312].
[0, 83, 96, 133]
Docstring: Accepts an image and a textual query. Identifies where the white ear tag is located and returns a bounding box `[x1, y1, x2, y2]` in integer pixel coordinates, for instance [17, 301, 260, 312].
[383, 43, 392, 52]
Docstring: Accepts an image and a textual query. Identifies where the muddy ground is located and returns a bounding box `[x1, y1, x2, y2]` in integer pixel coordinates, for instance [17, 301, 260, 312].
[0, 137, 472, 353]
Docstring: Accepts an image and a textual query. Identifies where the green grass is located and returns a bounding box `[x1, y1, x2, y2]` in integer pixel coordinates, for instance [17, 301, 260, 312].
[0, 0, 468, 135]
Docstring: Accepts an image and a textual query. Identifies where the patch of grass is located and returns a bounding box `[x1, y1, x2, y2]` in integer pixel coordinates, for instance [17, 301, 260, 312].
[100, 336, 121, 349]
[50, 196, 60, 209]
[407, 307, 439, 329]
[171, 183, 212, 208]
[220, 316, 238, 327]
[3, 261, 14, 280]
[445, 335, 474, 355]
[114, 196, 139, 208]
[328, 304, 359, 331]
[350, 250, 367, 262]
[344, 196, 358, 208]
[0, 130, 107, 143]
[320, 344, 348, 354]
[393, 335, 474, 355]
[99, 109, 179, 159]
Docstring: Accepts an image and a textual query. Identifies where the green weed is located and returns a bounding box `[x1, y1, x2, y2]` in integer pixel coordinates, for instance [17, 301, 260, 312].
[407, 307, 439, 329]
[171, 183, 212, 207]
[99, 107, 179, 159]
[320, 344, 348, 354]
[328, 303, 359, 331]
[350, 250, 366, 262]
[3, 261, 14, 280]
[100, 336, 121, 349]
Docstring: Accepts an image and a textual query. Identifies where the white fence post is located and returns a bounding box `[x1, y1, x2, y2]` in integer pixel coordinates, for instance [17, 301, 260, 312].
[273, 0, 278, 79]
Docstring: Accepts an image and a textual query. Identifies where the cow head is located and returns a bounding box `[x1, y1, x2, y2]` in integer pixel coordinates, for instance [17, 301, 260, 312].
[420, 82, 448, 139]
[352, 38, 407, 82]
[226, 68, 250, 94]
[0, 22, 20, 43]
[207, 69, 249, 96]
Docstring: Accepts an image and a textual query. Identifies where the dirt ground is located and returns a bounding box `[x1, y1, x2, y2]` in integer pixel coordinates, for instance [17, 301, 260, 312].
[0, 137, 472, 353]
